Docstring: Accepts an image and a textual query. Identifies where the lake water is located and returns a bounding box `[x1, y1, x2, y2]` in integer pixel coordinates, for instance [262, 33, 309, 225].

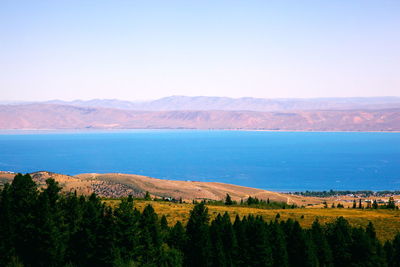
[0, 130, 399, 191]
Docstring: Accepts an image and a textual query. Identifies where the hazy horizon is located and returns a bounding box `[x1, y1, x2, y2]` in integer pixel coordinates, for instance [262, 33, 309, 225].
[2, 95, 400, 103]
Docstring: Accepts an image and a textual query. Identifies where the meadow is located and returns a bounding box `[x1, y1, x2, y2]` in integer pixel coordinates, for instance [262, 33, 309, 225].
[107, 200, 400, 242]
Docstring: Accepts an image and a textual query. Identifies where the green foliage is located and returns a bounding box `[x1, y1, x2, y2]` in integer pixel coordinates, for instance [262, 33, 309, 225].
[185, 203, 212, 267]
[144, 191, 151, 201]
[0, 174, 398, 267]
[224, 193, 233, 205]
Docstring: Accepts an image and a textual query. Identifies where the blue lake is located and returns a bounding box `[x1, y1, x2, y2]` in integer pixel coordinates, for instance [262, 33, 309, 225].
[0, 130, 399, 191]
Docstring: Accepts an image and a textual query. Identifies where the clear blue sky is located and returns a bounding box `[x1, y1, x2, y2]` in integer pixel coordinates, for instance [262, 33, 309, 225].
[1, 0, 399, 101]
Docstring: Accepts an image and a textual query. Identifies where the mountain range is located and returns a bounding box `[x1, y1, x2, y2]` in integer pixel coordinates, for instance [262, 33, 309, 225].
[42, 96, 400, 111]
[0, 96, 399, 131]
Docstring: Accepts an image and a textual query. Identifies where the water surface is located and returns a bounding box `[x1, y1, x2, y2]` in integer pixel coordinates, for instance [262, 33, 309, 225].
[0, 130, 399, 191]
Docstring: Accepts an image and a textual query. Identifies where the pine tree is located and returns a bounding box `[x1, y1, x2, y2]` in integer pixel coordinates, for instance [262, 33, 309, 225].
[168, 221, 187, 252]
[326, 217, 352, 267]
[0, 184, 16, 266]
[269, 221, 289, 267]
[350, 226, 382, 266]
[225, 193, 233, 205]
[61, 191, 84, 264]
[286, 220, 317, 267]
[384, 240, 394, 267]
[138, 204, 161, 265]
[32, 179, 66, 266]
[69, 193, 104, 266]
[144, 191, 152, 200]
[160, 214, 170, 242]
[310, 220, 333, 267]
[221, 212, 238, 266]
[245, 215, 273, 267]
[185, 203, 212, 267]
[387, 197, 396, 209]
[114, 195, 140, 262]
[96, 206, 119, 266]
[10, 174, 38, 264]
[233, 215, 249, 266]
[392, 233, 400, 267]
[210, 214, 227, 267]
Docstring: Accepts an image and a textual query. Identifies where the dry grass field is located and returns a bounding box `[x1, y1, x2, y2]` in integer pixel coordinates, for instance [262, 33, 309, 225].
[105, 200, 400, 242]
[2, 171, 400, 241]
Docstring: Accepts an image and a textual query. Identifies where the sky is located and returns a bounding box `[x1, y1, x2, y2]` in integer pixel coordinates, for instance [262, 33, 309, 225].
[1, 0, 399, 101]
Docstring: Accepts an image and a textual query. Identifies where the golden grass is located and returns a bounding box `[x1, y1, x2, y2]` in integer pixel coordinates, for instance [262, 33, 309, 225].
[105, 200, 400, 242]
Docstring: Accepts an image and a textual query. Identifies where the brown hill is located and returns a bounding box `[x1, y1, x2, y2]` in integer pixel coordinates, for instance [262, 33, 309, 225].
[0, 104, 399, 131]
[0, 171, 318, 205]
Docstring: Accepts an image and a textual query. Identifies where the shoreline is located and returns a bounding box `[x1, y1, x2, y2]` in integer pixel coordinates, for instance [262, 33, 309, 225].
[0, 128, 400, 134]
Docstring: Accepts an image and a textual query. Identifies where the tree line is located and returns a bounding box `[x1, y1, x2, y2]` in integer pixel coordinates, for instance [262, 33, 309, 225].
[293, 190, 400, 198]
[1, 174, 400, 267]
[197, 194, 297, 209]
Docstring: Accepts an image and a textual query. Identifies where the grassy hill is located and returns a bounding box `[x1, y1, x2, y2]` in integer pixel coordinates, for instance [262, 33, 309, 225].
[0, 171, 322, 205]
[1, 171, 400, 240]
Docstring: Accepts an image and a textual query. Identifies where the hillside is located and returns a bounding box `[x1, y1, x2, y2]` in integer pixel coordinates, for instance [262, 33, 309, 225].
[0, 171, 318, 205]
[1, 103, 400, 131]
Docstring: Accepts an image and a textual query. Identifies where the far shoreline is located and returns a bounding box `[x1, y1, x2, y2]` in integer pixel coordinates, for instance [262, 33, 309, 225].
[0, 128, 400, 134]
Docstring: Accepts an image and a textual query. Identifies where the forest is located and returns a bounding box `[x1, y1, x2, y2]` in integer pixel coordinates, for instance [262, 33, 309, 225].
[0, 174, 400, 267]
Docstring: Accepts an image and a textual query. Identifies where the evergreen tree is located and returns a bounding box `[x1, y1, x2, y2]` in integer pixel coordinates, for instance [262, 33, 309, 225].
[210, 214, 228, 267]
[225, 193, 233, 205]
[310, 220, 333, 267]
[384, 240, 394, 267]
[1, 173, 399, 267]
[392, 233, 400, 267]
[326, 217, 353, 267]
[138, 204, 162, 265]
[185, 203, 212, 267]
[61, 191, 84, 264]
[269, 221, 289, 267]
[160, 214, 170, 240]
[245, 215, 273, 267]
[233, 215, 249, 266]
[144, 191, 152, 200]
[69, 193, 104, 266]
[10, 174, 39, 264]
[114, 195, 140, 262]
[286, 220, 317, 267]
[221, 212, 238, 266]
[168, 221, 187, 252]
[31, 179, 66, 266]
[96, 206, 119, 266]
[158, 243, 184, 267]
[0, 184, 16, 266]
[387, 197, 396, 209]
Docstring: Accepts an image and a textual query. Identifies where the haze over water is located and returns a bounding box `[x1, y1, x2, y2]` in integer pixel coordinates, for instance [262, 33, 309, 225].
[0, 130, 399, 192]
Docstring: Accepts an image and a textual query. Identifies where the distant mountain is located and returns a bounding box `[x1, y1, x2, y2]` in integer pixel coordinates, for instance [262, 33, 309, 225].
[0, 103, 399, 131]
[42, 96, 400, 111]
